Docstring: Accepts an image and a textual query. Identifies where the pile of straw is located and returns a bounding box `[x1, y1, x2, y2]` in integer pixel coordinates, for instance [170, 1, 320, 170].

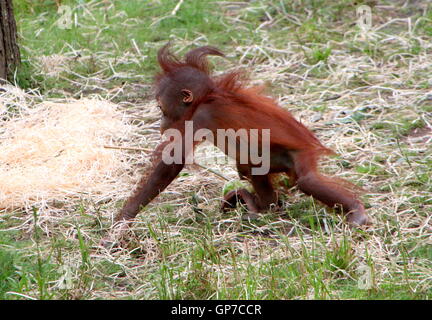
[0, 85, 133, 210]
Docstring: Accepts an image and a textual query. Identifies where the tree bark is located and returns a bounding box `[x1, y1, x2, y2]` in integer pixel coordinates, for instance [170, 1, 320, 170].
[0, 0, 20, 82]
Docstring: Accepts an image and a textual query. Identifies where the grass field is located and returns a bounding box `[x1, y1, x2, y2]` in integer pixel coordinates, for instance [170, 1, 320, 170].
[0, 0, 431, 299]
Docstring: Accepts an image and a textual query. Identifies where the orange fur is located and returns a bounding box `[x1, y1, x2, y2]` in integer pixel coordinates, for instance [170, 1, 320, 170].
[113, 44, 370, 228]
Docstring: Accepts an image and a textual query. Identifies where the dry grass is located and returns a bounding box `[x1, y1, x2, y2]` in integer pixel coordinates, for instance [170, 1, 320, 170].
[0, 87, 135, 210]
[1, 0, 431, 300]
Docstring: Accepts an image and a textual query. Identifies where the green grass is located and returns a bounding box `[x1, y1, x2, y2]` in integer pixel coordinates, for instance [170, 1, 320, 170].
[2, 0, 431, 300]
[13, 0, 237, 94]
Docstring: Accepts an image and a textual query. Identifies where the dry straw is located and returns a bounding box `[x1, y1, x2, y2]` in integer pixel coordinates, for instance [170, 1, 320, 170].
[0, 85, 133, 210]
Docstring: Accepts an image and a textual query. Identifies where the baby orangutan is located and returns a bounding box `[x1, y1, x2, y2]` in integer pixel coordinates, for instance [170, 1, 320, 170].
[103, 44, 370, 246]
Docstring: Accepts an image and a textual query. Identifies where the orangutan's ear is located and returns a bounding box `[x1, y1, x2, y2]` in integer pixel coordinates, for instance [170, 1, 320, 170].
[181, 89, 193, 104]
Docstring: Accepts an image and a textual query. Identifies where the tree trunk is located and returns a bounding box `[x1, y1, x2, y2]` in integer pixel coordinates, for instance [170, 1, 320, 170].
[0, 0, 20, 82]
